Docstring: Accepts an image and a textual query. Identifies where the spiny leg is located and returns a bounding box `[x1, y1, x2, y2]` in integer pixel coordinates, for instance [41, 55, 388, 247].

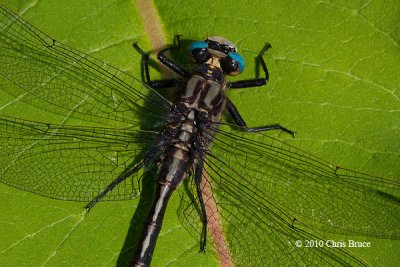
[85, 160, 145, 210]
[194, 159, 208, 251]
[133, 35, 190, 88]
[226, 43, 294, 136]
[132, 43, 176, 88]
[226, 98, 295, 137]
[228, 43, 272, 89]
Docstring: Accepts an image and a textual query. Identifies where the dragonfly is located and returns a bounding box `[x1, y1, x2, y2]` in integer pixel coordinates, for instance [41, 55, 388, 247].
[0, 3, 399, 266]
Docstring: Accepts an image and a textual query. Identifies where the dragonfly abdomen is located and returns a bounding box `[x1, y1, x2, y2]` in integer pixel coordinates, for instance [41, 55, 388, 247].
[133, 73, 226, 266]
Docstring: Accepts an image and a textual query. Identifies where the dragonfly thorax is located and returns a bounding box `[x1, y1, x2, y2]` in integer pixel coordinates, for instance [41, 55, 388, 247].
[181, 75, 227, 122]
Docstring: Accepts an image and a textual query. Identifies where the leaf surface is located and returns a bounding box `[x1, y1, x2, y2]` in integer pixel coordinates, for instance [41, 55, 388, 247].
[0, 0, 399, 266]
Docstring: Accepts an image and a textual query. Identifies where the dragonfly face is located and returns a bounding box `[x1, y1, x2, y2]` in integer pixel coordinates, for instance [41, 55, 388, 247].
[188, 36, 245, 76]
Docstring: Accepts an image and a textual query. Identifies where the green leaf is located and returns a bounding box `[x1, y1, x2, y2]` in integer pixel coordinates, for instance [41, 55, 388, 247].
[0, 0, 399, 266]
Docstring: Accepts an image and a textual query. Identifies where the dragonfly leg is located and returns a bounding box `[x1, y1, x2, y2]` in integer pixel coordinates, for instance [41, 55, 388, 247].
[226, 98, 295, 137]
[85, 160, 146, 211]
[157, 47, 191, 78]
[228, 43, 272, 89]
[194, 159, 208, 252]
[132, 43, 176, 88]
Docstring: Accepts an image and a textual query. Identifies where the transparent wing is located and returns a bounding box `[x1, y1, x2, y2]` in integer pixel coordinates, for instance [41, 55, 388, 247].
[0, 116, 157, 201]
[0, 5, 170, 128]
[209, 124, 399, 237]
[200, 165, 368, 266]
[180, 124, 399, 266]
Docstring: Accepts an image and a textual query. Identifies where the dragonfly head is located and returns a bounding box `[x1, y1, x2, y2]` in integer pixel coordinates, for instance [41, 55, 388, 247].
[188, 36, 245, 76]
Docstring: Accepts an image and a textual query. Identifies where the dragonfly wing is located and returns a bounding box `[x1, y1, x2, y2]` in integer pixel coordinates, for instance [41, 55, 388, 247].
[208, 124, 400, 239]
[201, 160, 369, 266]
[0, 116, 157, 201]
[179, 123, 399, 266]
[0, 5, 170, 128]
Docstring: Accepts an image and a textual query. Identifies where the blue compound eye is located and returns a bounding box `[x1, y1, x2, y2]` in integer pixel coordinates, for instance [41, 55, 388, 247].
[187, 41, 208, 54]
[228, 52, 245, 74]
[188, 41, 210, 63]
